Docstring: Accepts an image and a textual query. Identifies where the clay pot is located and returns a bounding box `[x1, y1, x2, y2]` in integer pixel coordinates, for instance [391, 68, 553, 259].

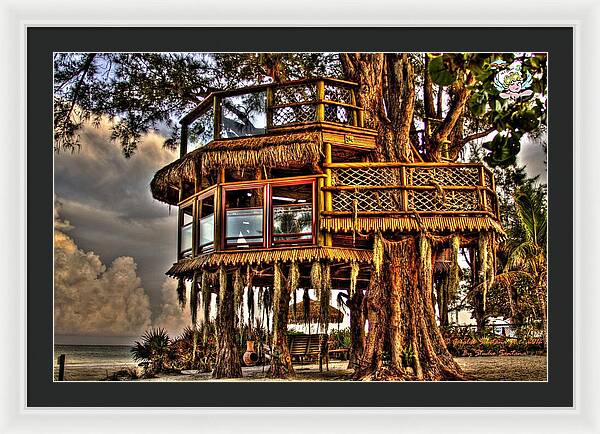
[242, 340, 258, 366]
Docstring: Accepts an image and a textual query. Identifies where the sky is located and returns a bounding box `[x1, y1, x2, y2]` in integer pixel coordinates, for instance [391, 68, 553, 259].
[54, 118, 191, 345]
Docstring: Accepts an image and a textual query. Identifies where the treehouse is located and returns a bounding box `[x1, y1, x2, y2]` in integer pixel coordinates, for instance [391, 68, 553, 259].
[150, 77, 502, 292]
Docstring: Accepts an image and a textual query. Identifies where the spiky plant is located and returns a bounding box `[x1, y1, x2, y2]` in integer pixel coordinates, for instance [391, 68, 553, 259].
[131, 328, 171, 373]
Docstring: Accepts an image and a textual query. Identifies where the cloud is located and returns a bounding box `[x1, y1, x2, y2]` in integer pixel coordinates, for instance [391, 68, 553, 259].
[152, 278, 192, 338]
[54, 223, 152, 337]
[54, 117, 180, 325]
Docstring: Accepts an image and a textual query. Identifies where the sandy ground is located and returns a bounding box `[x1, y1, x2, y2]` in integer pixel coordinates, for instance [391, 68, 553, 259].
[56, 355, 547, 382]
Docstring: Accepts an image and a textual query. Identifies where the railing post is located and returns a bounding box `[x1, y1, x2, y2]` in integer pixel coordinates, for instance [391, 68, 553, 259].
[266, 85, 274, 130]
[401, 166, 409, 211]
[479, 166, 488, 213]
[213, 96, 221, 139]
[214, 169, 225, 251]
[179, 124, 188, 158]
[350, 88, 358, 127]
[316, 80, 325, 122]
[324, 142, 333, 246]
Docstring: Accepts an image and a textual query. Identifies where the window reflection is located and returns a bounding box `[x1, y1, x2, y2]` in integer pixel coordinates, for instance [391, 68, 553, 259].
[220, 92, 266, 139]
[272, 183, 313, 246]
[224, 188, 264, 248]
[187, 107, 214, 152]
[179, 204, 193, 257]
[198, 194, 215, 253]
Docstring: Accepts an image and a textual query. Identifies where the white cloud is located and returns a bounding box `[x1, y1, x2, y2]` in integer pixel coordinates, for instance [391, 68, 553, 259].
[54, 227, 152, 337]
[152, 278, 192, 338]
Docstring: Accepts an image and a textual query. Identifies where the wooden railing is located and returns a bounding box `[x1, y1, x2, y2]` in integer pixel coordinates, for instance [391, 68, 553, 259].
[321, 162, 499, 219]
[179, 78, 363, 156]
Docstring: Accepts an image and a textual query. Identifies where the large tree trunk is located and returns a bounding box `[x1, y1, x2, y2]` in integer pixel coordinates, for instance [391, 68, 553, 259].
[347, 289, 366, 369]
[213, 269, 243, 378]
[342, 54, 467, 381]
[355, 235, 467, 381]
[269, 265, 295, 378]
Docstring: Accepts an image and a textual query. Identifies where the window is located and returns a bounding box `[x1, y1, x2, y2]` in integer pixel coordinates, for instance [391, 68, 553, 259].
[197, 193, 215, 253]
[179, 204, 193, 257]
[220, 92, 267, 139]
[271, 183, 314, 246]
[224, 187, 264, 248]
[187, 107, 214, 153]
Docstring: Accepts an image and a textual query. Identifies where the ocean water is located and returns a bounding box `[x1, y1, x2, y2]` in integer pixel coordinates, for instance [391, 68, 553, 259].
[53, 344, 137, 380]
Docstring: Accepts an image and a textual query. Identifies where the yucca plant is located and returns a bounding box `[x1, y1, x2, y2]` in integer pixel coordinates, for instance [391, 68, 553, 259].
[131, 328, 171, 374]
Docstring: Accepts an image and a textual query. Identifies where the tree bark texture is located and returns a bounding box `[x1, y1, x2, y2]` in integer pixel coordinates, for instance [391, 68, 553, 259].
[212, 270, 243, 378]
[269, 265, 295, 378]
[355, 236, 467, 381]
[347, 289, 366, 369]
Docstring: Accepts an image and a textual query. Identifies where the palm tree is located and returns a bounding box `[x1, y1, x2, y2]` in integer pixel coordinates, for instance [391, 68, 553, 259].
[494, 184, 547, 346]
[131, 328, 171, 373]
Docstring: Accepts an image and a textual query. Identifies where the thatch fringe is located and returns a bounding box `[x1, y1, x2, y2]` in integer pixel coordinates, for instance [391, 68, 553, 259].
[349, 260, 359, 298]
[289, 299, 344, 325]
[419, 235, 433, 299]
[288, 261, 300, 317]
[310, 261, 323, 300]
[218, 265, 227, 312]
[166, 247, 372, 276]
[373, 232, 384, 276]
[319, 264, 332, 333]
[478, 231, 496, 311]
[448, 235, 461, 300]
[233, 267, 243, 326]
[151, 132, 322, 203]
[176, 277, 186, 308]
[302, 288, 311, 327]
[321, 216, 504, 234]
[190, 272, 200, 326]
[200, 271, 211, 342]
[271, 263, 283, 339]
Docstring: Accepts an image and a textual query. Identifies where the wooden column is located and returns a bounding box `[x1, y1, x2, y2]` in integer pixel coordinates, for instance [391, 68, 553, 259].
[316, 80, 325, 122]
[401, 166, 409, 211]
[479, 166, 488, 213]
[213, 96, 221, 139]
[324, 142, 333, 246]
[215, 169, 225, 251]
[266, 85, 274, 130]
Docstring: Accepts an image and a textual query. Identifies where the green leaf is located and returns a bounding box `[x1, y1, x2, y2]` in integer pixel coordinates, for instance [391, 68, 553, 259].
[428, 55, 457, 86]
[468, 91, 488, 116]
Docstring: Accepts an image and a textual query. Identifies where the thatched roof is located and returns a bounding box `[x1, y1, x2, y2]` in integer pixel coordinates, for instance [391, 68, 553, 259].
[320, 215, 505, 235]
[288, 299, 344, 324]
[151, 131, 323, 204]
[166, 246, 373, 277]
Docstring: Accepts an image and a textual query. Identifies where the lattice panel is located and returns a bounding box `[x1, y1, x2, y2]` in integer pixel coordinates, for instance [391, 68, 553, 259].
[332, 167, 402, 186]
[484, 171, 493, 188]
[409, 189, 479, 212]
[407, 166, 480, 187]
[272, 105, 316, 126]
[332, 190, 404, 212]
[324, 84, 353, 104]
[324, 104, 353, 124]
[273, 84, 316, 105]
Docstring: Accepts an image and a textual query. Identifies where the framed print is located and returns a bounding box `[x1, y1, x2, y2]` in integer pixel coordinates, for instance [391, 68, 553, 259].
[1, 0, 596, 432]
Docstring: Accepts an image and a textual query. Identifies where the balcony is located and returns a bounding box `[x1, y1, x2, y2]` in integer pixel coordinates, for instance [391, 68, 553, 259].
[179, 78, 368, 157]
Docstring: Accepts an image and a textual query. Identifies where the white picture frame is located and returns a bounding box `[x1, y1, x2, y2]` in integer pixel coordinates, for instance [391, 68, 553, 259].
[1, 0, 596, 432]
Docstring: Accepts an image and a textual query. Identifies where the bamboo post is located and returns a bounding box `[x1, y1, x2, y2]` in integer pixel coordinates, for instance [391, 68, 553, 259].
[213, 96, 221, 139]
[179, 124, 188, 158]
[215, 169, 225, 251]
[479, 166, 488, 212]
[401, 166, 409, 211]
[324, 142, 333, 246]
[350, 87, 358, 127]
[266, 85, 274, 130]
[177, 179, 183, 260]
[57, 354, 66, 381]
[317, 177, 326, 246]
[316, 80, 325, 122]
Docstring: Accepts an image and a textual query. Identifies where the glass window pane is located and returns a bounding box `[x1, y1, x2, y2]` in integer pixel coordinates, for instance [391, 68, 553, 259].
[220, 92, 266, 139]
[199, 214, 214, 251]
[225, 208, 264, 247]
[180, 225, 192, 254]
[225, 188, 264, 248]
[272, 183, 313, 245]
[187, 107, 214, 152]
[198, 195, 215, 252]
